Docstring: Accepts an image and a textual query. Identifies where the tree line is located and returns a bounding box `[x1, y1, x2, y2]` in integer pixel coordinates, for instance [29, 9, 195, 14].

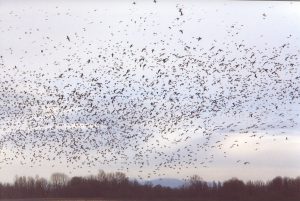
[0, 170, 299, 201]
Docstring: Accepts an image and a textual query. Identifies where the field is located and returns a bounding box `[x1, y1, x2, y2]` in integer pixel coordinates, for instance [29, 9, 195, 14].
[0, 199, 117, 201]
[0, 198, 209, 201]
[0, 199, 115, 201]
[0, 199, 114, 201]
[0, 199, 216, 201]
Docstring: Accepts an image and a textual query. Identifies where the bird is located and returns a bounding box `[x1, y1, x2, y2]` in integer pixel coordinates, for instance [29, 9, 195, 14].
[179, 8, 183, 16]
[0, 1, 298, 181]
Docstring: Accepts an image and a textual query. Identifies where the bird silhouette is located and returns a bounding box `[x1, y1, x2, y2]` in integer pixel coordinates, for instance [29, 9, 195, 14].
[0, 1, 298, 180]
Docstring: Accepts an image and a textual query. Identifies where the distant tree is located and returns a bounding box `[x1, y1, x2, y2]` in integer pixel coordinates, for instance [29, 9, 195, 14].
[222, 178, 245, 201]
[34, 176, 48, 197]
[187, 174, 209, 196]
[188, 174, 203, 186]
[269, 176, 283, 192]
[0, 171, 300, 201]
[69, 176, 84, 186]
[50, 172, 69, 192]
[97, 169, 107, 182]
[114, 172, 128, 184]
[212, 181, 218, 192]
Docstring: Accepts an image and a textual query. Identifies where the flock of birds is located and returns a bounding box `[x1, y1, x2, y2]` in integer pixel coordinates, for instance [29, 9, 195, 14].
[0, 1, 299, 179]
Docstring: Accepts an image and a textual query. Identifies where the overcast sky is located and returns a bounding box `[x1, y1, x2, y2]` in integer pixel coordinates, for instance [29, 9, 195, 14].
[0, 0, 300, 183]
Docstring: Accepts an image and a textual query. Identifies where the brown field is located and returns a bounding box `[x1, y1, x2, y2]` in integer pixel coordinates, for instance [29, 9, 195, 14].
[0, 199, 200, 201]
[0, 199, 118, 201]
[0, 199, 116, 201]
[0, 198, 206, 201]
[0, 199, 115, 201]
[0, 199, 213, 201]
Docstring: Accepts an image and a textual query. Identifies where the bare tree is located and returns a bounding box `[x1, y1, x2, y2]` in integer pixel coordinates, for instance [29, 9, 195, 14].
[97, 169, 107, 182]
[188, 174, 203, 186]
[50, 173, 69, 188]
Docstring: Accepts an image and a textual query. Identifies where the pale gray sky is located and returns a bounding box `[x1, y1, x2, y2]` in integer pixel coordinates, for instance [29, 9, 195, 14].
[0, 0, 300, 183]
